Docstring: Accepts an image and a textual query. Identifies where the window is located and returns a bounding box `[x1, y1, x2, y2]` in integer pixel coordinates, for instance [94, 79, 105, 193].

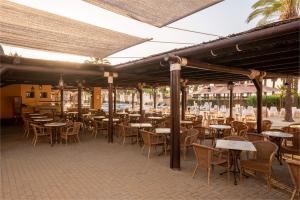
[40, 92, 48, 98]
[26, 92, 35, 98]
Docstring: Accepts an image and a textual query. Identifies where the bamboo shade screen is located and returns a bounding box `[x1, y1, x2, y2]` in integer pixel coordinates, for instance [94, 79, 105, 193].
[0, 0, 147, 57]
[84, 0, 222, 28]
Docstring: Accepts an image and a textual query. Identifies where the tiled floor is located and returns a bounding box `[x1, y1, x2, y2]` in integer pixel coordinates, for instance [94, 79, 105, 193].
[1, 125, 293, 200]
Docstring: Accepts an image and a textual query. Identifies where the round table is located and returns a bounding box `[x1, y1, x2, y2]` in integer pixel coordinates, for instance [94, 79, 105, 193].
[290, 124, 300, 129]
[209, 125, 232, 138]
[31, 116, 48, 119]
[34, 118, 53, 122]
[44, 122, 67, 146]
[262, 131, 293, 164]
[93, 116, 105, 120]
[28, 113, 42, 116]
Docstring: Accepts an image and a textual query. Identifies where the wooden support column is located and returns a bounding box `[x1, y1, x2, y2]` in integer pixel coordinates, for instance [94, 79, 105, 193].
[132, 92, 135, 110]
[90, 88, 94, 109]
[104, 72, 118, 143]
[169, 61, 182, 169]
[153, 87, 157, 109]
[60, 88, 64, 117]
[78, 84, 82, 121]
[108, 81, 113, 143]
[181, 81, 187, 120]
[113, 88, 117, 113]
[227, 81, 234, 118]
[253, 78, 263, 133]
[137, 83, 144, 115]
[229, 89, 233, 118]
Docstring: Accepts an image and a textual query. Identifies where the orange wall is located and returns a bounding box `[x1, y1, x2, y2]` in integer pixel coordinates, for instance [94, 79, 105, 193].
[92, 87, 101, 110]
[0, 84, 52, 119]
[0, 84, 21, 119]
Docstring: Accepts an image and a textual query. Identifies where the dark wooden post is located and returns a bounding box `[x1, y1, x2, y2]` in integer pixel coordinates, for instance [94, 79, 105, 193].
[253, 78, 263, 133]
[78, 84, 82, 121]
[153, 87, 157, 109]
[108, 78, 113, 143]
[113, 88, 117, 113]
[170, 61, 181, 169]
[131, 92, 135, 110]
[181, 84, 187, 120]
[104, 72, 117, 143]
[227, 81, 234, 119]
[138, 86, 143, 115]
[90, 88, 94, 109]
[229, 89, 233, 118]
[60, 88, 64, 117]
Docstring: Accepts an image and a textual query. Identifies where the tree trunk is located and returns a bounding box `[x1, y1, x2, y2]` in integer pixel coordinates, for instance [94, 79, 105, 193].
[293, 78, 298, 107]
[284, 77, 294, 122]
[272, 78, 276, 95]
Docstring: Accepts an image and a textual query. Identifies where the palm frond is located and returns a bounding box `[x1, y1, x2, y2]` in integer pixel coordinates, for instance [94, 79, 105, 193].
[247, 8, 267, 23]
[252, 0, 278, 9]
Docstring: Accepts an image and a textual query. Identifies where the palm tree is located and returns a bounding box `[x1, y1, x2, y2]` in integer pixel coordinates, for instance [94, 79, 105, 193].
[247, 0, 300, 26]
[84, 57, 111, 65]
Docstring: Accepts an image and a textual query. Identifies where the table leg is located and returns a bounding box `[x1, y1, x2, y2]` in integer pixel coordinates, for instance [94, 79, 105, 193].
[232, 150, 239, 185]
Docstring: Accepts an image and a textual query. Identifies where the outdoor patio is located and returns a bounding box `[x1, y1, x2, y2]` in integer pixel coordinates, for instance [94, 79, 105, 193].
[1, 125, 292, 200]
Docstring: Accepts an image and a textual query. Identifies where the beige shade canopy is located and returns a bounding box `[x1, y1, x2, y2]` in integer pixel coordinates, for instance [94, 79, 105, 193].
[84, 0, 222, 27]
[0, 0, 148, 58]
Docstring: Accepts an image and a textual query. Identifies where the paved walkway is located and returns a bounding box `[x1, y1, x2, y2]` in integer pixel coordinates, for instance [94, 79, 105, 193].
[1, 125, 291, 200]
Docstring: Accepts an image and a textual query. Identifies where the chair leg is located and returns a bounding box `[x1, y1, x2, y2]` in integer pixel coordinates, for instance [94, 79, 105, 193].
[267, 174, 271, 191]
[147, 147, 151, 159]
[240, 167, 243, 182]
[192, 165, 198, 178]
[34, 137, 38, 147]
[290, 189, 297, 200]
[208, 167, 211, 185]
[141, 145, 145, 153]
[183, 147, 187, 160]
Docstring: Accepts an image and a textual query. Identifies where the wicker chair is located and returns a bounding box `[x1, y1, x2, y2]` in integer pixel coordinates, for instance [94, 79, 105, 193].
[118, 124, 138, 145]
[193, 115, 203, 127]
[31, 124, 51, 147]
[194, 126, 209, 144]
[181, 128, 199, 160]
[238, 124, 248, 137]
[225, 117, 234, 125]
[240, 141, 278, 190]
[141, 130, 167, 159]
[286, 159, 300, 200]
[192, 143, 229, 185]
[281, 130, 300, 159]
[262, 120, 272, 131]
[60, 122, 82, 144]
[23, 118, 33, 138]
[246, 133, 264, 142]
[93, 120, 108, 138]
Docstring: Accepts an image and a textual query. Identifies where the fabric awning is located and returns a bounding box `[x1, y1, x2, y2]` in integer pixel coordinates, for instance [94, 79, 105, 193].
[83, 0, 222, 27]
[0, 0, 148, 58]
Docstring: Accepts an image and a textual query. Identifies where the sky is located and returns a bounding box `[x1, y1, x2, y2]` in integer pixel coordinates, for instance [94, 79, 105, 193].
[2, 0, 258, 65]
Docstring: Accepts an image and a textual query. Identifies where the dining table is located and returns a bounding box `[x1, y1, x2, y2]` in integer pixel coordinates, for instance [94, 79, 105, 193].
[33, 118, 53, 122]
[289, 124, 300, 129]
[93, 116, 105, 120]
[130, 123, 152, 146]
[28, 113, 44, 116]
[209, 124, 231, 138]
[262, 131, 293, 165]
[44, 122, 67, 146]
[31, 116, 48, 119]
[102, 118, 119, 122]
[216, 139, 256, 185]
